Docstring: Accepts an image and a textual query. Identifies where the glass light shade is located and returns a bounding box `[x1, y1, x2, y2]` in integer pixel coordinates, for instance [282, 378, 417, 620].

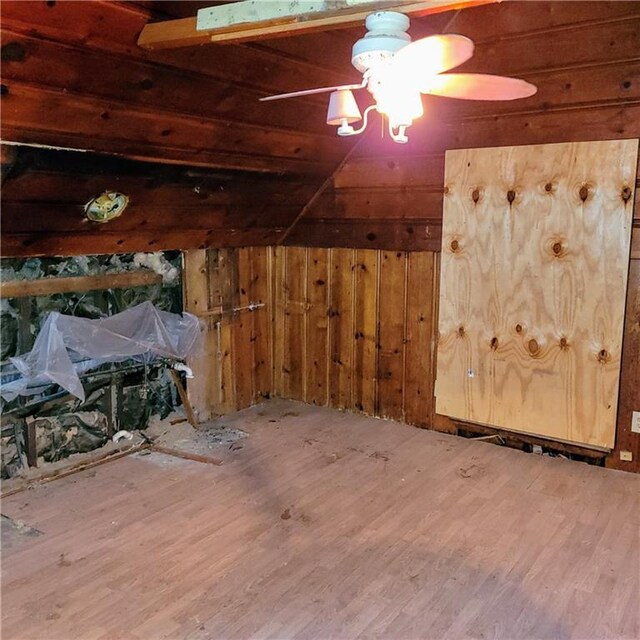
[326, 90, 362, 125]
[376, 89, 423, 127]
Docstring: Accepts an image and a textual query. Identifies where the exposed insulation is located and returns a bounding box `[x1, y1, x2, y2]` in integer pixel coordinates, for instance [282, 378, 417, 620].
[0, 251, 184, 478]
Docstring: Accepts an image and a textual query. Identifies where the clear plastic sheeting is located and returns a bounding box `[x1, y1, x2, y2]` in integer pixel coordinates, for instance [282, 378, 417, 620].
[2, 302, 202, 402]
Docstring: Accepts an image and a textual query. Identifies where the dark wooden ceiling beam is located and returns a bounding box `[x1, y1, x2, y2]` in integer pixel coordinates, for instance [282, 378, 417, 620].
[0, 28, 332, 136]
[0, 227, 286, 258]
[0, 144, 318, 257]
[453, 2, 640, 44]
[1, 82, 344, 175]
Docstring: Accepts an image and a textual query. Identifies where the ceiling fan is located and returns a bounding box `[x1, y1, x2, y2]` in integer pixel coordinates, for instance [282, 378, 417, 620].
[260, 11, 537, 143]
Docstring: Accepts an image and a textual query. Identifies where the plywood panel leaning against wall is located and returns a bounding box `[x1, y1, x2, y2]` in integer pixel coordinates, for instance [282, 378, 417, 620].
[183, 248, 272, 421]
[436, 140, 639, 449]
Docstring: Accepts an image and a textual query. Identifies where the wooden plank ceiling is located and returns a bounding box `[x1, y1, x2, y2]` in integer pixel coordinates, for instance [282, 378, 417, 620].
[2, 1, 639, 256]
[0, 0, 368, 255]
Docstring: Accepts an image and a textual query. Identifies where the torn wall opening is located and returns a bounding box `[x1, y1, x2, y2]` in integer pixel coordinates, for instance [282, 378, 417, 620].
[0, 251, 203, 478]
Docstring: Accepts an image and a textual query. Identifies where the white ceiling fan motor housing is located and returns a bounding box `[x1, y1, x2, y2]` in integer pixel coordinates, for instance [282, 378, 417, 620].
[351, 11, 411, 73]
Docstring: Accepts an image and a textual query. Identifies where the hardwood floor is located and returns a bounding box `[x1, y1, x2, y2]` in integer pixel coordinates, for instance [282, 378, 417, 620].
[2, 399, 638, 639]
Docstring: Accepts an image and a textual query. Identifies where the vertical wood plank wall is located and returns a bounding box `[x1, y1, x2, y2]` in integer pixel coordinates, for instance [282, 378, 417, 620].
[183, 247, 272, 421]
[272, 247, 438, 427]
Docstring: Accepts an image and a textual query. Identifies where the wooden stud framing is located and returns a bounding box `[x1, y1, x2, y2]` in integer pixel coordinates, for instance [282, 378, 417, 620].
[0, 270, 162, 299]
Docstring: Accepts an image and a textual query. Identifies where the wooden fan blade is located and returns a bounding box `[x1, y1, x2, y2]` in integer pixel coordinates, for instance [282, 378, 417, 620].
[260, 83, 363, 102]
[391, 34, 474, 77]
[425, 73, 537, 100]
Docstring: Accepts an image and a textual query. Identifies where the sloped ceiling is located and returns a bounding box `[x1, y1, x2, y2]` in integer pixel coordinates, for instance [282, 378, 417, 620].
[3, 1, 638, 257]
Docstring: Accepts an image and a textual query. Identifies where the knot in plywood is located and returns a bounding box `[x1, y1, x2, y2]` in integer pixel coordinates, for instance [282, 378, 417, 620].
[506, 189, 517, 204]
[578, 184, 590, 202]
[547, 236, 568, 259]
[621, 186, 632, 203]
[528, 338, 540, 356]
[1, 41, 27, 62]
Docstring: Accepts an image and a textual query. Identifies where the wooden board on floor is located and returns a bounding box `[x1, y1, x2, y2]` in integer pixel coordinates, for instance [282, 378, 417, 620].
[436, 139, 639, 449]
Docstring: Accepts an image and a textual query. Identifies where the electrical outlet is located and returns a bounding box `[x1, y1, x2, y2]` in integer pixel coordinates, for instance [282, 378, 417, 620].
[631, 411, 640, 434]
[620, 450, 633, 462]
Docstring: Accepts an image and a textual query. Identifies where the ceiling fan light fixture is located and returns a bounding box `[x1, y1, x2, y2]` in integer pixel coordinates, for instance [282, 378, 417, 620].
[261, 11, 538, 147]
[326, 89, 362, 127]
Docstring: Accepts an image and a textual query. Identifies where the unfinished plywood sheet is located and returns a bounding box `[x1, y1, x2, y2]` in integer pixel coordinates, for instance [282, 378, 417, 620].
[436, 140, 638, 449]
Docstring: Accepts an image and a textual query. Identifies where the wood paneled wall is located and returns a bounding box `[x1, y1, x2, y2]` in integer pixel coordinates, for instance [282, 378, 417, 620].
[275, 1, 640, 472]
[271, 246, 438, 426]
[183, 244, 638, 472]
[183, 247, 272, 421]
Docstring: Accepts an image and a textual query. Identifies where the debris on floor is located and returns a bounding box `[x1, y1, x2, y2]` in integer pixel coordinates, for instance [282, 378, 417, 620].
[1, 515, 43, 552]
[145, 412, 247, 458]
[0, 407, 253, 495]
[0, 435, 147, 495]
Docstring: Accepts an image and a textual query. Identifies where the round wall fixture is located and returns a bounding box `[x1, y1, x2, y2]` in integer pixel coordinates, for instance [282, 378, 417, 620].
[84, 191, 129, 223]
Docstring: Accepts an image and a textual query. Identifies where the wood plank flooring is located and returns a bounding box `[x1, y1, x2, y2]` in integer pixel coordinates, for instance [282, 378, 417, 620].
[2, 399, 638, 640]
